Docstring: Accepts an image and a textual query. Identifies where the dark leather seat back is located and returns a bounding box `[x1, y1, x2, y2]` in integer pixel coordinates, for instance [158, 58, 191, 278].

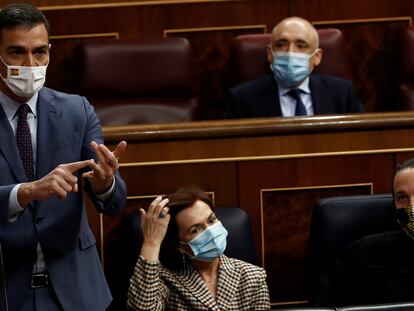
[215, 207, 257, 264]
[108, 206, 256, 310]
[230, 28, 351, 86]
[307, 194, 398, 306]
[124, 206, 257, 265]
[79, 37, 199, 125]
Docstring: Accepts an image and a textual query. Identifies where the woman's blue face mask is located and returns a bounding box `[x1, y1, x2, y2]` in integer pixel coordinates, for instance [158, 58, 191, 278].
[270, 50, 318, 87]
[185, 221, 228, 262]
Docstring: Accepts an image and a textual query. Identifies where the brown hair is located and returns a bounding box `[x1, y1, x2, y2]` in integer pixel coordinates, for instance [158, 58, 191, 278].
[159, 188, 214, 271]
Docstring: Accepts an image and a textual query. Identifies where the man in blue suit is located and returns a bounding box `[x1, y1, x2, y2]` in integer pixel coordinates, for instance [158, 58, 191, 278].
[0, 3, 127, 310]
[225, 17, 363, 119]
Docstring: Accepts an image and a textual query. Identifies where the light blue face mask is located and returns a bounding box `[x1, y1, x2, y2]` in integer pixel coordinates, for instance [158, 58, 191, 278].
[187, 221, 228, 262]
[271, 50, 317, 87]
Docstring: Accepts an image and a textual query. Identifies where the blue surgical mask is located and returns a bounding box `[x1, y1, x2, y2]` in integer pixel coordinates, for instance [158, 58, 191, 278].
[187, 221, 228, 262]
[271, 50, 317, 87]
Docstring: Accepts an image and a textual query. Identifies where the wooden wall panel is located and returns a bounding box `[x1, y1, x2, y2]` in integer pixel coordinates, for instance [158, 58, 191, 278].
[238, 155, 393, 304]
[314, 18, 411, 112]
[4, 0, 409, 119]
[89, 113, 414, 308]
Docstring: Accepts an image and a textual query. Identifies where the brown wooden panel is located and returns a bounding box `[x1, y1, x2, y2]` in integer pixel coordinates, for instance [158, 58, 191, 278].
[166, 25, 267, 119]
[314, 18, 411, 113]
[237, 154, 394, 304]
[90, 109, 414, 307]
[13, 0, 412, 119]
[262, 184, 372, 304]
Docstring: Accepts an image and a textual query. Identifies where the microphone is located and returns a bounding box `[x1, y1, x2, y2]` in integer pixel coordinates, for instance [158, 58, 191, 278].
[0, 242, 9, 311]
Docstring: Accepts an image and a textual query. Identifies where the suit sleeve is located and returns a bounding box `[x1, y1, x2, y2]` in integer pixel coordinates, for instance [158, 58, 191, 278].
[128, 256, 170, 311]
[0, 185, 18, 223]
[80, 96, 127, 216]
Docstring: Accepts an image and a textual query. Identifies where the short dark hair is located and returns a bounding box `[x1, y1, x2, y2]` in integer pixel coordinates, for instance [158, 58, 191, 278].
[392, 157, 414, 197]
[159, 188, 214, 272]
[0, 3, 50, 42]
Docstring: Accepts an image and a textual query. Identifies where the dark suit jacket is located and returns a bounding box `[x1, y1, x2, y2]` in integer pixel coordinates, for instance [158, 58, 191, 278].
[333, 230, 414, 306]
[0, 87, 127, 310]
[225, 74, 363, 118]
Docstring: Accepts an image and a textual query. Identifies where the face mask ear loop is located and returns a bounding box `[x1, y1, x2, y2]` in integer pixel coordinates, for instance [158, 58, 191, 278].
[0, 56, 9, 80]
[309, 48, 320, 58]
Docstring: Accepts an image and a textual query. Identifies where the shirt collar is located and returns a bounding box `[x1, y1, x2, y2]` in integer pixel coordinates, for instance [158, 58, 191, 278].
[278, 76, 311, 97]
[0, 90, 38, 122]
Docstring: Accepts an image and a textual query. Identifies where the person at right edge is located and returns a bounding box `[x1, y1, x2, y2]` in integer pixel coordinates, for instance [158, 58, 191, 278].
[225, 17, 363, 119]
[331, 158, 414, 306]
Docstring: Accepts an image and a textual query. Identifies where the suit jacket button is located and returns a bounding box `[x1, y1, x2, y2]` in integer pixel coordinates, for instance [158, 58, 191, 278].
[35, 217, 44, 224]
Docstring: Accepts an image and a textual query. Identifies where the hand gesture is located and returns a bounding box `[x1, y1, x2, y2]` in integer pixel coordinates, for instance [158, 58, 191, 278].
[139, 196, 170, 261]
[18, 160, 92, 206]
[82, 140, 127, 194]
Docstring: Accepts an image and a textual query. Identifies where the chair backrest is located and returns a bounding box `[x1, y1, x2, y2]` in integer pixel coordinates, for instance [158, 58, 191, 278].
[107, 207, 256, 310]
[307, 194, 398, 306]
[78, 37, 199, 125]
[399, 25, 414, 110]
[122, 206, 256, 262]
[229, 28, 351, 86]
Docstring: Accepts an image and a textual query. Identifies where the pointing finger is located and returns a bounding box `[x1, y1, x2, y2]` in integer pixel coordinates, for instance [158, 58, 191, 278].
[62, 160, 92, 174]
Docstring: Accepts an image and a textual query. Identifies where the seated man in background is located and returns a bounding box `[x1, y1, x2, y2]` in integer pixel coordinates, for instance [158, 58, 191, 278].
[332, 158, 414, 306]
[225, 17, 363, 119]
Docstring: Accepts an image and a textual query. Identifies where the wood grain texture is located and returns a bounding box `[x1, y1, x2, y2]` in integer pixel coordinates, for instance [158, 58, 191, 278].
[87, 113, 414, 306]
[9, 0, 411, 118]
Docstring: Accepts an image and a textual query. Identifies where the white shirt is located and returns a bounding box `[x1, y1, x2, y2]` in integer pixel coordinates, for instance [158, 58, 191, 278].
[278, 77, 314, 117]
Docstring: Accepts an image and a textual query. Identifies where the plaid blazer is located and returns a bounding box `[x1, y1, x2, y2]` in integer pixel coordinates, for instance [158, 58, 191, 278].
[128, 255, 270, 310]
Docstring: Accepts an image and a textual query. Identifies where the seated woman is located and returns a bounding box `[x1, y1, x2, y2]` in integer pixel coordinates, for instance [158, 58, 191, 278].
[128, 188, 270, 310]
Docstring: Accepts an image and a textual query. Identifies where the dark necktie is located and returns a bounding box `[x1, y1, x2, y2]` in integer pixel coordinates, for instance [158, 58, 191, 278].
[287, 88, 307, 116]
[16, 104, 34, 181]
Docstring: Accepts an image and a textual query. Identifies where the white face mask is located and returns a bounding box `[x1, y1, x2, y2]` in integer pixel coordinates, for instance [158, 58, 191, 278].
[0, 56, 47, 98]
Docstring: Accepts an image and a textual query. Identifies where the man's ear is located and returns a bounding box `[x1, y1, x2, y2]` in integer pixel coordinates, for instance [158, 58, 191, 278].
[312, 48, 323, 67]
[266, 45, 274, 63]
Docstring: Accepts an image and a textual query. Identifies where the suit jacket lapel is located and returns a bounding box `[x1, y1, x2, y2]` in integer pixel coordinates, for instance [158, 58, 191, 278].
[177, 263, 218, 309]
[310, 74, 332, 114]
[0, 104, 28, 182]
[36, 88, 58, 179]
[216, 256, 241, 309]
[267, 75, 283, 117]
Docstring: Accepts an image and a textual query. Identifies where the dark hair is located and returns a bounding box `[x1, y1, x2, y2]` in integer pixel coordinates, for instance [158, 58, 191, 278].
[159, 188, 214, 272]
[392, 157, 414, 198]
[0, 3, 50, 42]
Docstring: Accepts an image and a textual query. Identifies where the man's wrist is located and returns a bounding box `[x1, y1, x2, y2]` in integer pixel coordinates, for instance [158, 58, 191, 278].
[17, 182, 34, 207]
[92, 176, 114, 195]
